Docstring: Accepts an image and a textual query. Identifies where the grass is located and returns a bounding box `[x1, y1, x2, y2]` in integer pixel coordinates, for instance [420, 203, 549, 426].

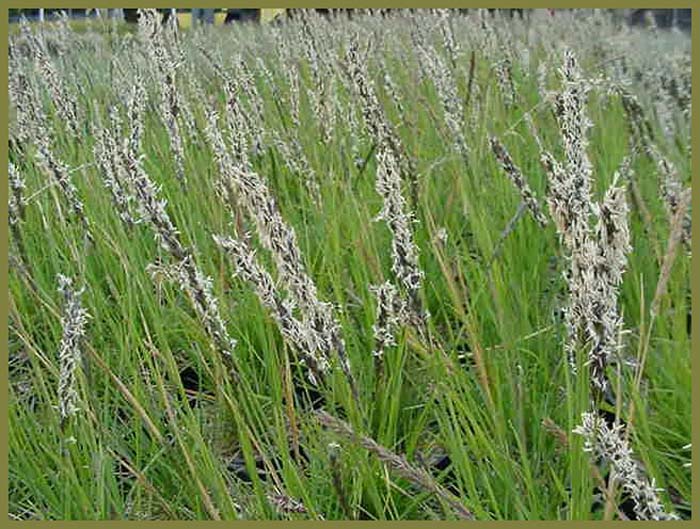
[7, 9, 691, 520]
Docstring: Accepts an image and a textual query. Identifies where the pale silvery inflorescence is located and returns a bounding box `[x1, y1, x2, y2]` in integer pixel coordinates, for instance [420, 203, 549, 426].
[382, 69, 405, 117]
[8, 161, 26, 227]
[277, 28, 301, 129]
[213, 234, 330, 384]
[651, 149, 691, 246]
[93, 108, 140, 228]
[13, 28, 89, 240]
[56, 274, 89, 421]
[544, 50, 596, 374]
[138, 9, 187, 184]
[235, 56, 267, 155]
[415, 41, 469, 160]
[34, 40, 81, 138]
[9, 43, 45, 145]
[256, 56, 282, 109]
[370, 281, 406, 359]
[34, 134, 93, 242]
[299, 14, 336, 145]
[223, 80, 254, 167]
[375, 145, 425, 327]
[586, 174, 632, 389]
[198, 48, 259, 167]
[594, 174, 632, 294]
[127, 75, 147, 159]
[147, 255, 237, 359]
[118, 136, 237, 360]
[543, 49, 632, 395]
[123, 151, 185, 259]
[271, 130, 320, 201]
[206, 111, 352, 388]
[343, 38, 425, 326]
[555, 49, 594, 241]
[8, 161, 29, 266]
[344, 93, 365, 169]
[343, 37, 416, 191]
[573, 412, 679, 520]
[435, 9, 460, 67]
[207, 112, 321, 316]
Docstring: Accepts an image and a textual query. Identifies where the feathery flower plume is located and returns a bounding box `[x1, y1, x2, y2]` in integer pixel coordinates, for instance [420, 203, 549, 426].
[595, 173, 632, 288]
[34, 135, 93, 242]
[256, 57, 283, 112]
[343, 37, 417, 200]
[8, 161, 26, 228]
[207, 111, 322, 317]
[34, 41, 81, 137]
[93, 108, 140, 227]
[271, 130, 320, 202]
[382, 69, 405, 117]
[8, 161, 29, 266]
[493, 54, 517, 108]
[223, 80, 254, 167]
[370, 281, 406, 359]
[56, 274, 89, 421]
[126, 74, 147, 158]
[214, 234, 329, 384]
[277, 29, 301, 129]
[375, 145, 426, 329]
[489, 136, 548, 227]
[555, 49, 593, 224]
[370, 281, 406, 379]
[147, 255, 237, 360]
[235, 56, 267, 155]
[586, 174, 632, 390]
[119, 144, 237, 362]
[415, 40, 469, 161]
[9, 44, 45, 145]
[435, 9, 460, 68]
[573, 412, 679, 520]
[543, 49, 632, 395]
[343, 39, 426, 328]
[123, 152, 185, 262]
[138, 9, 187, 184]
[197, 47, 258, 166]
[206, 112, 353, 391]
[650, 149, 691, 246]
[543, 51, 596, 373]
[299, 14, 335, 145]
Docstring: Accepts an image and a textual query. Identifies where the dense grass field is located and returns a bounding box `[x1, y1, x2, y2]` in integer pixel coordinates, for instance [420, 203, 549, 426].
[8, 9, 691, 520]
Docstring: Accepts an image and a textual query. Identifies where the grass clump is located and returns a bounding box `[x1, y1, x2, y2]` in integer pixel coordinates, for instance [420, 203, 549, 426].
[8, 8, 691, 520]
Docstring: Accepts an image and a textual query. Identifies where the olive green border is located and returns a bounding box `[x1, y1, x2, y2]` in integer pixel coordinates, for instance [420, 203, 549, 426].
[1, 2, 696, 526]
